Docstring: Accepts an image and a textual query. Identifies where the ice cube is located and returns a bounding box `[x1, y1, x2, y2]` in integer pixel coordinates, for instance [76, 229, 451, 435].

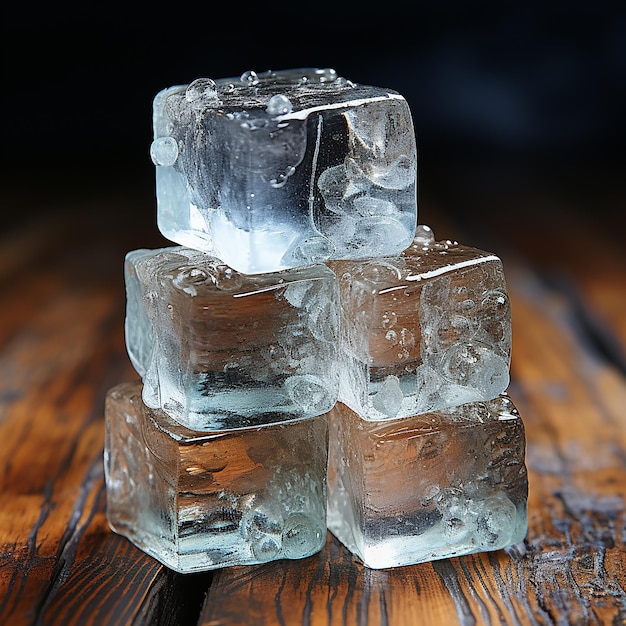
[326, 395, 528, 569]
[125, 245, 340, 431]
[151, 67, 417, 274]
[328, 227, 512, 420]
[104, 381, 328, 573]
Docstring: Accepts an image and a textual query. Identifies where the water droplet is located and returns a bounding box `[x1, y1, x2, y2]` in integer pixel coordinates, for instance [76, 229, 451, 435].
[316, 67, 338, 83]
[150, 136, 179, 166]
[414, 224, 435, 246]
[240, 70, 259, 85]
[266, 94, 293, 116]
[185, 78, 218, 103]
[212, 264, 244, 291]
[335, 76, 356, 88]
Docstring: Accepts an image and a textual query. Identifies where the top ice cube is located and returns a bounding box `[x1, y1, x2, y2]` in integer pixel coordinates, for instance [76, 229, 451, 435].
[151, 68, 418, 274]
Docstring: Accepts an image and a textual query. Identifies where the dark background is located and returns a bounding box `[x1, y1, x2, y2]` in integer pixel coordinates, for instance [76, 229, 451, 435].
[2, 3, 625, 240]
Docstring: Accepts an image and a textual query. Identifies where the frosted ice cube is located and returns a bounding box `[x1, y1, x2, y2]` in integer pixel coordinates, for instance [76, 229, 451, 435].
[326, 396, 528, 569]
[125, 245, 340, 431]
[328, 226, 512, 420]
[105, 382, 328, 573]
[151, 67, 417, 274]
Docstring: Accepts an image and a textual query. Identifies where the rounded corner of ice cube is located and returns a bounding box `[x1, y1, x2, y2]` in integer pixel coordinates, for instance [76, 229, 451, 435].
[124, 247, 152, 267]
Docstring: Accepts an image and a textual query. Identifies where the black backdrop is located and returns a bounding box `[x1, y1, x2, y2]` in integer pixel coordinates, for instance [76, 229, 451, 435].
[2, 3, 625, 234]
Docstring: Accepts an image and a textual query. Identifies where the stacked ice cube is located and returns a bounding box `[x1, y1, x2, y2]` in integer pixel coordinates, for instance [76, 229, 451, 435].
[326, 226, 529, 568]
[104, 67, 528, 574]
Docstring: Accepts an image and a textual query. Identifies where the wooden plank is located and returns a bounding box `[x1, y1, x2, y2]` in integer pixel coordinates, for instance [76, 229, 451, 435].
[200, 534, 463, 625]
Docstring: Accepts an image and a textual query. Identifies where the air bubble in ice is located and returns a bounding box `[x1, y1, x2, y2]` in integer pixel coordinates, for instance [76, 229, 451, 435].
[317, 165, 362, 215]
[442, 343, 482, 382]
[172, 266, 211, 296]
[481, 289, 509, 320]
[353, 196, 397, 217]
[241, 506, 283, 561]
[371, 375, 404, 417]
[476, 494, 516, 548]
[358, 260, 402, 284]
[282, 281, 311, 308]
[253, 537, 281, 560]
[285, 236, 335, 265]
[349, 216, 411, 255]
[284, 374, 329, 412]
[282, 513, 322, 558]
[269, 166, 296, 188]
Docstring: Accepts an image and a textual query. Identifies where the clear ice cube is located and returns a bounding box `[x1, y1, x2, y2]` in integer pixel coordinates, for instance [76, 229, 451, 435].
[326, 396, 528, 569]
[125, 245, 340, 431]
[328, 226, 512, 420]
[151, 67, 417, 274]
[104, 381, 328, 573]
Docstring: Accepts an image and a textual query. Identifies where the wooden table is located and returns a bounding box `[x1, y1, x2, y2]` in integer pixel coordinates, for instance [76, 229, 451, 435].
[1, 163, 625, 625]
